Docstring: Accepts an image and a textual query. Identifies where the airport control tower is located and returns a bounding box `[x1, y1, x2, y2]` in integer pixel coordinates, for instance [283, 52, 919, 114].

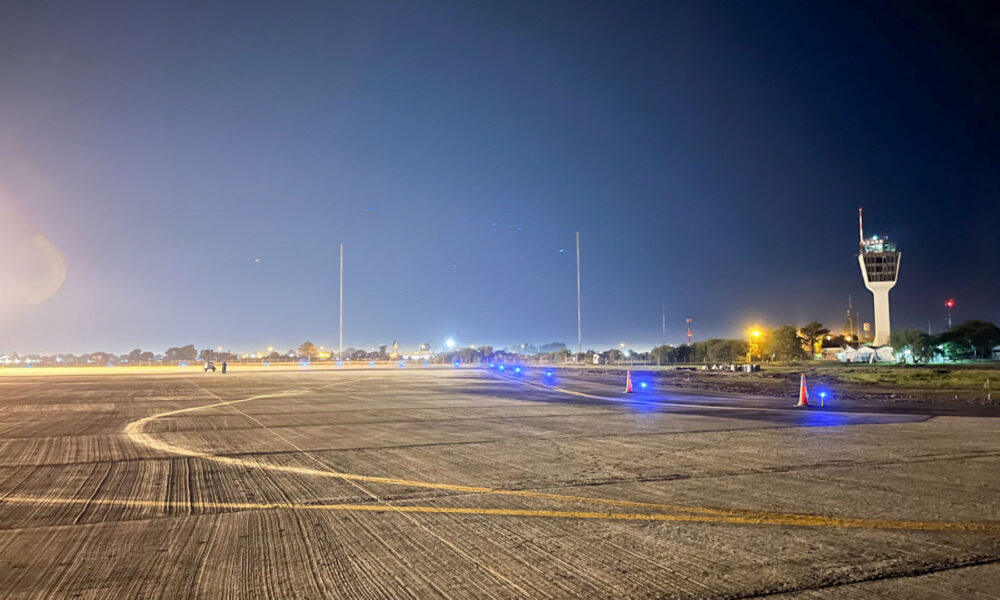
[857, 208, 901, 346]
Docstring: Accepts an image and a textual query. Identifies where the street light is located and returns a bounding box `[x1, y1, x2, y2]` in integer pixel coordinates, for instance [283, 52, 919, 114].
[747, 328, 761, 363]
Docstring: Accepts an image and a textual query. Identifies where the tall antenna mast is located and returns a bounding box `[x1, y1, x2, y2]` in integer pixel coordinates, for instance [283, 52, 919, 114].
[339, 243, 344, 361]
[661, 302, 666, 344]
[858, 206, 864, 247]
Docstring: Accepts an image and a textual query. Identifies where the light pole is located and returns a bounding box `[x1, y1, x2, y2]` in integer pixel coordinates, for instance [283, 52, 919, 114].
[945, 298, 954, 331]
[576, 231, 582, 361]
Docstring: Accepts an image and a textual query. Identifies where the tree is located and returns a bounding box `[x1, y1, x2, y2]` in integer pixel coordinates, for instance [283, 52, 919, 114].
[767, 326, 807, 363]
[538, 342, 568, 354]
[940, 320, 1000, 359]
[675, 344, 694, 363]
[890, 329, 933, 363]
[128, 348, 143, 363]
[165, 345, 197, 361]
[708, 339, 747, 363]
[650, 344, 676, 365]
[198, 348, 215, 361]
[799, 322, 830, 357]
[298, 341, 319, 358]
[89, 351, 113, 364]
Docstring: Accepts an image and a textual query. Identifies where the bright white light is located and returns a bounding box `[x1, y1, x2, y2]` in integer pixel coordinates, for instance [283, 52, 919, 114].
[445, 338, 455, 349]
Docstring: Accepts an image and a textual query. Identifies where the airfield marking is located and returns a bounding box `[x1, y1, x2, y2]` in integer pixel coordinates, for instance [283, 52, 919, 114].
[1, 371, 997, 533]
[4, 494, 999, 531]
[178, 377, 533, 596]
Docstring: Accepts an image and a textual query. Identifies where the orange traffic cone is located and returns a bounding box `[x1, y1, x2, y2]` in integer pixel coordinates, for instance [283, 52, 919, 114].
[795, 373, 809, 407]
[624, 370, 634, 393]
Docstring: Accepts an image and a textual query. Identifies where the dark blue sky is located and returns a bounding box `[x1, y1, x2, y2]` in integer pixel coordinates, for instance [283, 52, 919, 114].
[1, 1, 996, 354]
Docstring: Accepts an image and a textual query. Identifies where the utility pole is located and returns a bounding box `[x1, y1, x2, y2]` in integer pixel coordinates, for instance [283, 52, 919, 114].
[576, 231, 582, 360]
[339, 243, 344, 361]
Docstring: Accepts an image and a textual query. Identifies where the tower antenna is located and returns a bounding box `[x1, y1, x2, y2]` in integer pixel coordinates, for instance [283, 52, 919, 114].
[858, 206, 864, 247]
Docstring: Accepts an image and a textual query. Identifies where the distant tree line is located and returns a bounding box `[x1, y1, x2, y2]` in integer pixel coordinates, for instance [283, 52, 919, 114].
[7, 319, 999, 368]
[891, 320, 1000, 363]
[648, 325, 810, 365]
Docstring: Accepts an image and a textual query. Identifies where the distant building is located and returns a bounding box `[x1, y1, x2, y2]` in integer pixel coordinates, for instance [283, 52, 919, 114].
[843, 294, 861, 339]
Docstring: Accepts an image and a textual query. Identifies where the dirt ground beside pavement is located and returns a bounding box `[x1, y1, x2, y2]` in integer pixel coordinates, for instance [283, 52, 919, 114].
[573, 363, 1000, 407]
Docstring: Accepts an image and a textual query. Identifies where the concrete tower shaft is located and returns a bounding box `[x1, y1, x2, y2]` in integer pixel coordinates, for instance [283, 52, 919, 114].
[857, 208, 901, 346]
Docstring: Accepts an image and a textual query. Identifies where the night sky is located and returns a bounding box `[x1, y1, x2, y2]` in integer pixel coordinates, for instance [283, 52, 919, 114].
[1, 1, 997, 354]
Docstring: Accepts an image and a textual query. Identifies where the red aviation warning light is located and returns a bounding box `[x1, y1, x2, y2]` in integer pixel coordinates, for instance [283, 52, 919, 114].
[945, 298, 955, 309]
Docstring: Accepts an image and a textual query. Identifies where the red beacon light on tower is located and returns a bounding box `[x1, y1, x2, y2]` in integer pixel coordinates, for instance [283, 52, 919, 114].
[945, 298, 955, 309]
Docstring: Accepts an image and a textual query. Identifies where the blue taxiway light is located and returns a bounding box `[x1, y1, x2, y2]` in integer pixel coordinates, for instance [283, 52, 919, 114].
[369, 361, 375, 367]
[498, 365, 505, 371]
[514, 367, 521, 373]
[545, 371, 553, 377]
[337, 361, 343, 367]
[640, 382, 648, 389]
[300, 361, 309, 367]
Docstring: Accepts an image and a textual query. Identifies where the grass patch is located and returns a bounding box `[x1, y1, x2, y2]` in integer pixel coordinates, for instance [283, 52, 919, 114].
[763, 362, 1000, 391]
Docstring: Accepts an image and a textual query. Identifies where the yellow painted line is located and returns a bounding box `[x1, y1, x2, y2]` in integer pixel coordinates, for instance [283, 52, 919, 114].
[122, 379, 750, 518]
[2, 494, 998, 531]
[122, 373, 1000, 531]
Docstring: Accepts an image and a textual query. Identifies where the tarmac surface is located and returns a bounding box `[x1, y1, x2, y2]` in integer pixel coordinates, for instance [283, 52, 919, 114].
[0, 366, 998, 598]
